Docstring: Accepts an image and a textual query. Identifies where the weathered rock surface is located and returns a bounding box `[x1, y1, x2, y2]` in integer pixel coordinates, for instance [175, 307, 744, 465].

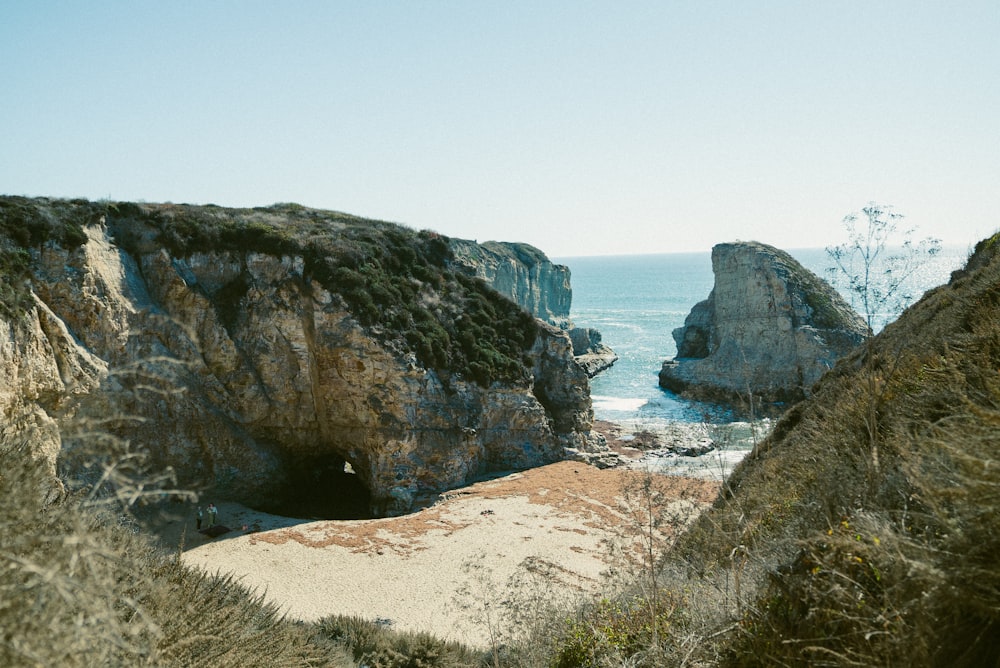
[450, 238, 617, 375]
[659, 241, 867, 405]
[451, 239, 572, 327]
[568, 327, 617, 377]
[0, 199, 599, 516]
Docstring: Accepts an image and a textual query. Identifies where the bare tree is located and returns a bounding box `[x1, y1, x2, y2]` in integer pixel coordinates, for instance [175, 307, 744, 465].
[826, 203, 941, 335]
[826, 203, 941, 483]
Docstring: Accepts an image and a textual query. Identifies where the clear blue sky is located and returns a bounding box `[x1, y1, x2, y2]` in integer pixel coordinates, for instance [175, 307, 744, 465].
[2, 2, 998, 256]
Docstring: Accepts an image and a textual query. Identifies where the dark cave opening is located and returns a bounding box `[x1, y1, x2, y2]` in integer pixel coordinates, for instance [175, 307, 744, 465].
[255, 453, 373, 520]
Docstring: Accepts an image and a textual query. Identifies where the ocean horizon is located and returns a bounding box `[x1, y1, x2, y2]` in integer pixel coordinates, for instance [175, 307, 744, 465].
[554, 246, 969, 428]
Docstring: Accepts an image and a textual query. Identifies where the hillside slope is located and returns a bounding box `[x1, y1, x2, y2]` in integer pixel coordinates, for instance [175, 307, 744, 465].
[673, 234, 1000, 666]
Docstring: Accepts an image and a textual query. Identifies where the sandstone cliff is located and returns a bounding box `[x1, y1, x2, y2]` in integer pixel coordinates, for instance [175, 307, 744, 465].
[451, 238, 617, 376]
[659, 241, 867, 405]
[0, 197, 596, 516]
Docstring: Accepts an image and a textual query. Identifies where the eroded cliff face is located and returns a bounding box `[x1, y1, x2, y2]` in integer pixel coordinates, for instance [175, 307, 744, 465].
[0, 296, 105, 502]
[659, 241, 867, 405]
[0, 199, 595, 516]
[450, 239, 572, 328]
[451, 238, 617, 376]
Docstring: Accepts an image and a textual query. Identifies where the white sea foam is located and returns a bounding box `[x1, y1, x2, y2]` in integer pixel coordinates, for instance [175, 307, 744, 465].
[591, 395, 648, 412]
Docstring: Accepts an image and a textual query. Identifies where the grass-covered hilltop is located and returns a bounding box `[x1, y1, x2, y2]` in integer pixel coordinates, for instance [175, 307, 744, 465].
[2, 196, 999, 666]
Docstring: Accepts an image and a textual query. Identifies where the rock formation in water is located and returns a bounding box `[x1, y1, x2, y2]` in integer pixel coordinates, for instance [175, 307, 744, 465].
[451, 238, 617, 376]
[567, 326, 616, 377]
[0, 197, 598, 516]
[659, 241, 867, 405]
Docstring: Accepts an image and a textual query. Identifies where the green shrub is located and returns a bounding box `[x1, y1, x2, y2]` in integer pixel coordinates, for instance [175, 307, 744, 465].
[0, 197, 93, 250]
[552, 595, 689, 668]
[98, 199, 540, 387]
[0, 198, 105, 318]
[0, 247, 32, 319]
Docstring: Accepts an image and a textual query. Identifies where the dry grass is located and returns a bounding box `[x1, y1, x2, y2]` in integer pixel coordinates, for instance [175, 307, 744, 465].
[0, 436, 347, 667]
[654, 234, 1000, 666]
[511, 234, 1000, 667]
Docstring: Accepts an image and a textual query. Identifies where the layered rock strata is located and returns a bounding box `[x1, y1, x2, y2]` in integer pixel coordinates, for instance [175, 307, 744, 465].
[659, 241, 867, 405]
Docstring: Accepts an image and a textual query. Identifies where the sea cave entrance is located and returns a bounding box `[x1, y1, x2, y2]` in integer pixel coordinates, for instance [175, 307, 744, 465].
[255, 453, 373, 520]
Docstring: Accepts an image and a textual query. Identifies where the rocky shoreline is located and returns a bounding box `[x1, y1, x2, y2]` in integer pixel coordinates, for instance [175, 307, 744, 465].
[570, 418, 765, 480]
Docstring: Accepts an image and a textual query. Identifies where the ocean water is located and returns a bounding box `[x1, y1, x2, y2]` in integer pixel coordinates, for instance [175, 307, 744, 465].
[555, 246, 968, 429]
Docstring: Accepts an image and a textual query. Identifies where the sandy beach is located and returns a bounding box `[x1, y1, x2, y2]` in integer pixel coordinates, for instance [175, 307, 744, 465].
[170, 461, 719, 646]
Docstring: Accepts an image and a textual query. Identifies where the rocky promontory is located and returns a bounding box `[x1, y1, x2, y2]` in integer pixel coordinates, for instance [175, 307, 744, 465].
[0, 197, 600, 516]
[659, 241, 867, 405]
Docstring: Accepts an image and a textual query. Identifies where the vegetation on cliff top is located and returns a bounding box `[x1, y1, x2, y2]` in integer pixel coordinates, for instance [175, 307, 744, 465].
[451, 237, 554, 269]
[0, 197, 540, 387]
[0, 197, 99, 318]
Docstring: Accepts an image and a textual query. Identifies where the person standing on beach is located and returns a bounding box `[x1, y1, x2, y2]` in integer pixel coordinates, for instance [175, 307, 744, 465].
[207, 503, 217, 526]
[196, 506, 203, 530]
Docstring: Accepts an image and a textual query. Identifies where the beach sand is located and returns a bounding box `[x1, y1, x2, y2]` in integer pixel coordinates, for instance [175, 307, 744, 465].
[169, 461, 719, 646]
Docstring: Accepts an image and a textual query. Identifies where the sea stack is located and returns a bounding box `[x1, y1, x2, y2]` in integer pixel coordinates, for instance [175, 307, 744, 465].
[659, 241, 867, 406]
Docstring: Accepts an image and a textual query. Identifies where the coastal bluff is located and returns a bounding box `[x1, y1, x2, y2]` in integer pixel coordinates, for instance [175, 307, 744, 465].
[451, 238, 617, 376]
[0, 197, 601, 516]
[659, 241, 867, 405]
